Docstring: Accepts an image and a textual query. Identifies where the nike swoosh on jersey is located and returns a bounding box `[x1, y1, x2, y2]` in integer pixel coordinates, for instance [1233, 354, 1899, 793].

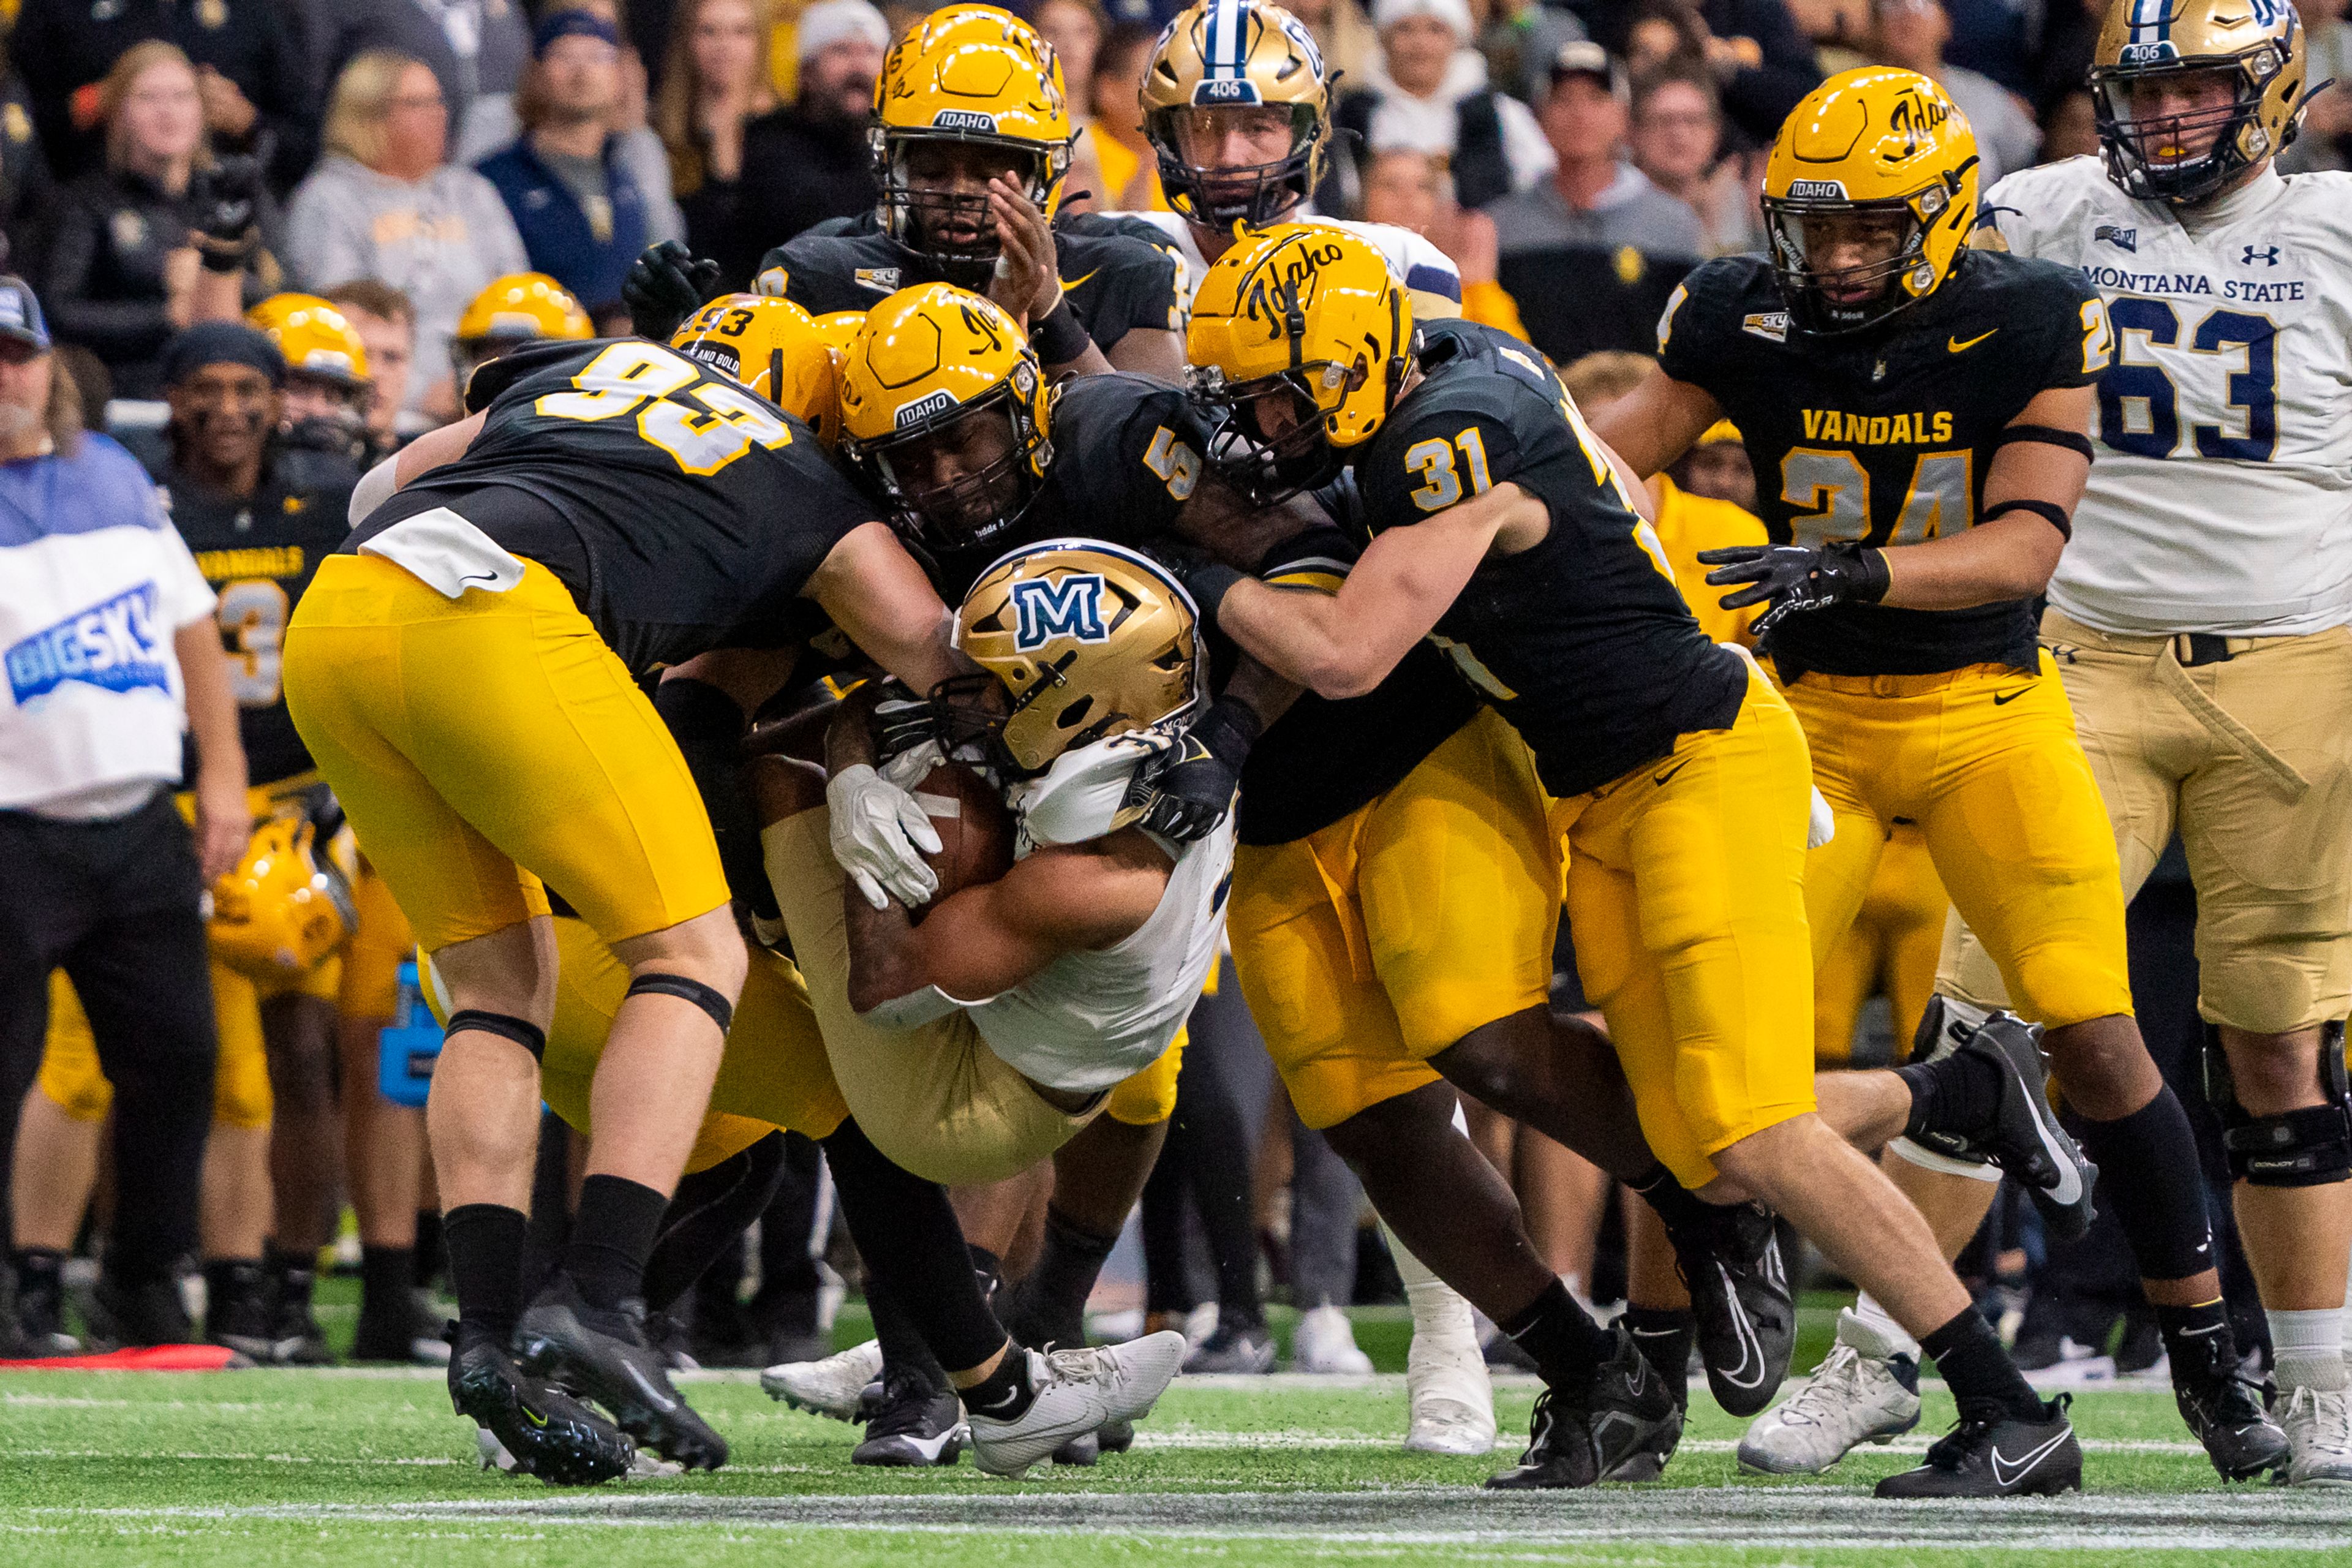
[1060, 268, 1101, 290]
[1989, 1427, 2071, 1487]
[1949, 330, 1999, 353]
[1992, 688, 2032, 704]
[1653, 759, 1692, 788]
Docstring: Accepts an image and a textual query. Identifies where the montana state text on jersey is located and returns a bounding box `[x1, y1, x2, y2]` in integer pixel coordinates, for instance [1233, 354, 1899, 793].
[1656, 251, 2111, 676]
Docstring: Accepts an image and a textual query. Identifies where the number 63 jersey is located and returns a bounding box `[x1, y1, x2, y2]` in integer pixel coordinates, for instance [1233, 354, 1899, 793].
[1981, 157, 2352, 638]
[1656, 247, 2108, 677]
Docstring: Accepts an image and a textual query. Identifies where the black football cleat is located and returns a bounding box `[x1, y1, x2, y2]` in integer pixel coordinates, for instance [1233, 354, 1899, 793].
[1924, 1014, 2099, 1242]
[1875, 1395, 2082, 1498]
[90, 1267, 194, 1349]
[514, 1276, 730, 1471]
[448, 1327, 635, 1487]
[1485, 1325, 1683, 1490]
[1096, 1417, 1136, 1454]
[851, 1369, 968, 1468]
[2174, 1354, 2290, 1480]
[1665, 1200, 1795, 1417]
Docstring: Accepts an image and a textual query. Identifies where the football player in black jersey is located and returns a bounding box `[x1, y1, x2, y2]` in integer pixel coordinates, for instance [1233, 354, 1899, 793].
[1589, 68, 2286, 1484]
[1182, 221, 2087, 1497]
[625, 6, 1183, 383]
[281, 325, 965, 1484]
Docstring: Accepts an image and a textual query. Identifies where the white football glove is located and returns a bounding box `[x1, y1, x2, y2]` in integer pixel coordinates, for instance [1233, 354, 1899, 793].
[827, 763, 943, 911]
[1807, 785, 1837, 850]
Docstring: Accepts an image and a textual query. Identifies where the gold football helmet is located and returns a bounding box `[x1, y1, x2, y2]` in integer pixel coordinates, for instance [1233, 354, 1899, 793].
[208, 813, 356, 982]
[1142, 0, 1331, 228]
[1186, 223, 1411, 503]
[837, 283, 1052, 553]
[951, 539, 1205, 777]
[873, 4, 1074, 285]
[246, 293, 369, 388]
[1760, 68, 1980, 336]
[451, 272, 591, 390]
[671, 293, 842, 444]
[2091, 0, 2306, 205]
[810, 309, 867, 352]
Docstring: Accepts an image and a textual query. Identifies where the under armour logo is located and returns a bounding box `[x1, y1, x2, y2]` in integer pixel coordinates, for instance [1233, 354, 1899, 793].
[2243, 245, 2282, 266]
[1011, 573, 1110, 650]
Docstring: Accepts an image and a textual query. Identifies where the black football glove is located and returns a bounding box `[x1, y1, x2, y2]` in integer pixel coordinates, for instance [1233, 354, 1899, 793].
[1698, 541, 1890, 634]
[1122, 695, 1261, 842]
[1142, 540, 1246, 632]
[623, 239, 724, 342]
[866, 677, 944, 769]
[190, 154, 263, 272]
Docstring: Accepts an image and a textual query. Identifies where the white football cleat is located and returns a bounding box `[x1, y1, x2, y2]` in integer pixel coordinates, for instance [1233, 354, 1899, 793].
[2277, 1386, 2352, 1487]
[968, 1332, 1187, 1479]
[1402, 1280, 1494, 1456]
[1292, 1304, 1374, 1375]
[761, 1338, 884, 1422]
[1736, 1308, 1921, 1476]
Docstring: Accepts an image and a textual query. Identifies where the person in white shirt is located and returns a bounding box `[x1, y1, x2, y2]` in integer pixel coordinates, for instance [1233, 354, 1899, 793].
[0, 275, 248, 1352]
[1329, 0, 1553, 213]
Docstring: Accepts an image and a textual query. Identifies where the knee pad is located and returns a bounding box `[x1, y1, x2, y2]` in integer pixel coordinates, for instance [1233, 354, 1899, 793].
[2206, 1021, 2352, 1188]
[444, 1010, 547, 1060]
[625, 971, 734, 1035]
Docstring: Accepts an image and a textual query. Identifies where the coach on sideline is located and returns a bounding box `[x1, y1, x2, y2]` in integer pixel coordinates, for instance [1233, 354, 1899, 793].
[0, 277, 247, 1349]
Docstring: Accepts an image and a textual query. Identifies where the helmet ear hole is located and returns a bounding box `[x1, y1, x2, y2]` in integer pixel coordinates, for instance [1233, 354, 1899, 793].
[1058, 695, 1095, 730]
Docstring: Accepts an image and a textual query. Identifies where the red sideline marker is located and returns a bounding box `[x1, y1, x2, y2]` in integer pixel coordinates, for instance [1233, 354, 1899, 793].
[0, 1344, 244, 1372]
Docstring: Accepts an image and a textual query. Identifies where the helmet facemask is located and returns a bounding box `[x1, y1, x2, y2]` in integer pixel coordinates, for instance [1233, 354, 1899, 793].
[2092, 52, 2286, 205]
[1150, 101, 1323, 228]
[876, 129, 1066, 289]
[1191, 361, 1351, 506]
[1762, 187, 1954, 337]
[848, 381, 1050, 555]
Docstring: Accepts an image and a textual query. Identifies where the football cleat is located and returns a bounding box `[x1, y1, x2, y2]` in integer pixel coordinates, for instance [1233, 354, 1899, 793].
[514, 1277, 729, 1471]
[2174, 1352, 2290, 1481]
[1916, 1013, 2099, 1242]
[852, 1368, 968, 1468]
[1485, 1325, 1683, 1489]
[352, 1286, 451, 1365]
[761, 1337, 884, 1421]
[203, 1261, 281, 1363]
[968, 1332, 1187, 1479]
[9, 1264, 81, 1358]
[1051, 1430, 1101, 1466]
[1875, 1395, 2082, 1498]
[91, 1268, 193, 1349]
[1182, 1319, 1275, 1374]
[1096, 1417, 1136, 1453]
[2275, 1386, 2352, 1488]
[1736, 1308, 1921, 1475]
[266, 1271, 334, 1366]
[1665, 1200, 1795, 1417]
[1292, 1303, 1374, 1375]
[1403, 1284, 1495, 1456]
[449, 1328, 635, 1487]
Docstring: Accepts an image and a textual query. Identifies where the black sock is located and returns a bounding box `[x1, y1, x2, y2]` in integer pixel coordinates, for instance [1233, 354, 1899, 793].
[822, 1118, 1009, 1373]
[868, 1274, 949, 1389]
[413, 1210, 445, 1289]
[1897, 1048, 2005, 1144]
[1920, 1306, 2043, 1423]
[1627, 1164, 1711, 1238]
[1620, 1303, 1696, 1406]
[562, 1174, 671, 1312]
[1004, 1206, 1117, 1351]
[13, 1246, 64, 1295]
[360, 1245, 415, 1321]
[959, 1343, 1036, 1423]
[1499, 1277, 1615, 1391]
[202, 1257, 266, 1316]
[968, 1245, 1003, 1306]
[266, 1244, 316, 1308]
[2075, 1088, 2217, 1281]
[2155, 1297, 2240, 1384]
[443, 1204, 528, 1344]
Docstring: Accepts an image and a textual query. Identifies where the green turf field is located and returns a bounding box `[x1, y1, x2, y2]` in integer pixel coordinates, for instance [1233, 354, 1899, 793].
[6, 1300, 2348, 1568]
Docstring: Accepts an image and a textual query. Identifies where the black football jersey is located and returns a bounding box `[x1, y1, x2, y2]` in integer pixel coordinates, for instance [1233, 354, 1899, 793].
[349, 338, 876, 676]
[1357, 318, 1748, 799]
[761, 211, 1181, 355]
[1656, 249, 2108, 676]
[163, 450, 356, 787]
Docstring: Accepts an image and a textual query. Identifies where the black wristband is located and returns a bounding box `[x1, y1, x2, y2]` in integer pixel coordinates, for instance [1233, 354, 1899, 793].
[1981, 497, 2073, 541]
[1190, 693, 1264, 768]
[1995, 423, 2097, 462]
[1030, 295, 1091, 366]
[1182, 561, 1245, 629]
[195, 235, 251, 274]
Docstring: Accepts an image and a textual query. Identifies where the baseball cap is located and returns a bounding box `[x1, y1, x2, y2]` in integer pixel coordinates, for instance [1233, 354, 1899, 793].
[533, 9, 622, 56]
[0, 275, 51, 352]
[1551, 40, 1628, 97]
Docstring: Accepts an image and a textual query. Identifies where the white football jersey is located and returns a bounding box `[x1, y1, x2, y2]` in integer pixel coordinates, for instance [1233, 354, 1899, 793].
[1983, 157, 2352, 636]
[1112, 209, 1463, 314]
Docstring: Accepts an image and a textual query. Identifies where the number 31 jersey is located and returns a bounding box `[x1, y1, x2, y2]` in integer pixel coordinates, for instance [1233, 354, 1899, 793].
[1982, 158, 2352, 638]
[1657, 249, 2106, 677]
[351, 338, 876, 674]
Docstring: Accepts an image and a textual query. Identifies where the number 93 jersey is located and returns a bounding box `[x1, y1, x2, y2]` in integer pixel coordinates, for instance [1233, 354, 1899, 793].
[353, 337, 876, 675]
[1656, 249, 2108, 677]
[1358, 318, 1748, 799]
[1981, 159, 2352, 638]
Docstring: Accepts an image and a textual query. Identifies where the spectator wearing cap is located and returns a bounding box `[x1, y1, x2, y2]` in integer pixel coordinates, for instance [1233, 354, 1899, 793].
[1329, 0, 1553, 217]
[1484, 42, 1704, 368]
[42, 42, 284, 402]
[718, 0, 889, 288]
[10, 0, 316, 195]
[310, 0, 535, 170]
[284, 52, 527, 420]
[0, 276, 244, 1352]
[1869, 0, 2037, 188]
[477, 12, 663, 316]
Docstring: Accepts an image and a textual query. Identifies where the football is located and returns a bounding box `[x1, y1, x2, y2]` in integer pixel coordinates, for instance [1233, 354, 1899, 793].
[910, 758, 1015, 915]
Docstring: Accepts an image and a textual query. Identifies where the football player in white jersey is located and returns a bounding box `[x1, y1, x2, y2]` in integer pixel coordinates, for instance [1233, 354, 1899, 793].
[1114, 0, 1464, 320]
[1739, 0, 2352, 1487]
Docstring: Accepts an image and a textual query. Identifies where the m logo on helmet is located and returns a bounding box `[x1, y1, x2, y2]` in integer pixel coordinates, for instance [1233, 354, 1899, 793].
[1011, 573, 1110, 650]
[896, 388, 959, 428]
[932, 109, 998, 132]
[1786, 178, 1845, 198]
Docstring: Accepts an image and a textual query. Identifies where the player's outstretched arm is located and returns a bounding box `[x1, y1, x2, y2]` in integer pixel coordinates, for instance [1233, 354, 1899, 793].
[807, 521, 971, 695]
[1585, 364, 1722, 481]
[844, 832, 1172, 1017]
[1187, 483, 1541, 700]
[1875, 383, 2092, 611]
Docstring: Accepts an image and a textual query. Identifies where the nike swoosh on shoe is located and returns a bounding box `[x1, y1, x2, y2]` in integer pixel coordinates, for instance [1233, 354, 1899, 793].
[1715, 1263, 1766, 1390]
[624, 1365, 679, 1414]
[1989, 1428, 2070, 1487]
